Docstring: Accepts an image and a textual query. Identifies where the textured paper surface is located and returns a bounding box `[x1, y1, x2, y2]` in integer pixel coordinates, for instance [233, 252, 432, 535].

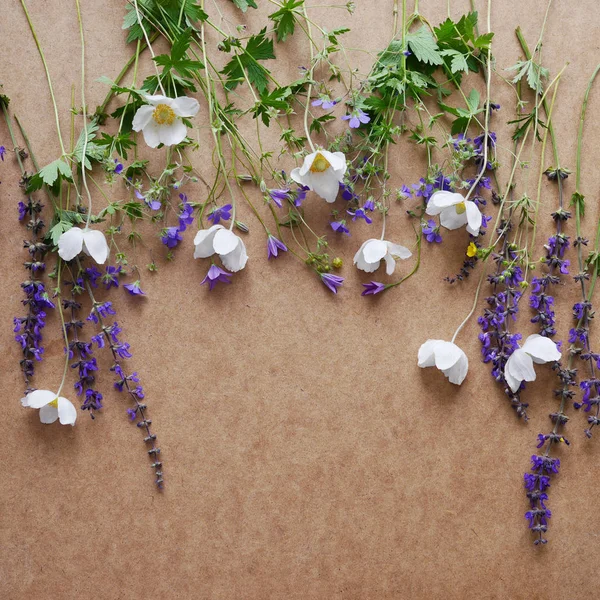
[2, 1, 600, 598]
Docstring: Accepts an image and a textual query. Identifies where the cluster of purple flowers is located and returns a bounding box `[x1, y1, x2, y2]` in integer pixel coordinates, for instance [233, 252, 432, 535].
[14, 196, 54, 392]
[401, 172, 453, 204]
[161, 193, 196, 250]
[268, 186, 309, 208]
[478, 230, 528, 418]
[452, 132, 497, 171]
[88, 301, 163, 488]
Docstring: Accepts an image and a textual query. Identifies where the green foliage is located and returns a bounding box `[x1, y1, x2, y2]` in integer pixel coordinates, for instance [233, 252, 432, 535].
[153, 28, 204, 80]
[406, 27, 443, 66]
[231, 0, 258, 11]
[269, 1, 304, 43]
[27, 159, 73, 195]
[252, 87, 292, 126]
[221, 28, 276, 94]
[507, 59, 549, 94]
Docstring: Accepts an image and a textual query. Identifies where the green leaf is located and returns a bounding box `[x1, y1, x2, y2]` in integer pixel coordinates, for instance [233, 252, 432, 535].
[466, 88, 479, 114]
[269, 0, 304, 42]
[40, 159, 73, 186]
[72, 121, 100, 168]
[507, 59, 548, 94]
[231, 0, 258, 11]
[440, 49, 469, 74]
[183, 2, 208, 23]
[571, 192, 585, 217]
[406, 27, 443, 66]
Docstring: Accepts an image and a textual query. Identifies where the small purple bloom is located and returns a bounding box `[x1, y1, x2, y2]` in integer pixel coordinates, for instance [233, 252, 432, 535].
[330, 220, 350, 235]
[18, 201, 27, 221]
[341, 109, 370, 129]
[126, 408, 137, 421]
[102, 265, 122, 289]
[124, 280, 145, 296]
[294, 186, 309, 207]
[347, 208, 372, 224]
[114, 159, 124, 175]
[268, 188, 291, 208]
[267, 235, 288, 259]
[422, 219, 442, 243]
[161, 226, 183, 249]
[207, 204, 232, 225]
[361, 281, 386, 296]
[320, 273, 344, 294]
[312, 97, 337, 109]
[201, 264, 232, 291]
[178, 194, 195, 230]
[0, 146, 5, 161]
[364, 199, 375, 212]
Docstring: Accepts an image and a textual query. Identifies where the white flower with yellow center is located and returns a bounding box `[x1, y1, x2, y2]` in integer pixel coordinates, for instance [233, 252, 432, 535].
[354, 238, 412, 274]
[57, 226, 109, 265]
[21, 390, 77, 425]
[417, 339, 469, 385]
[426, 191, 482, 236]
[290, 150, 347, 203]
[132, 94, 200, 148]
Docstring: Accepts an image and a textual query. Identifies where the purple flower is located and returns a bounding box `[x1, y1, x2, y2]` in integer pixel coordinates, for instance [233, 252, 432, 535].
[0, 146, 5, 161]
[102, 265, 122, 289]
[178, 193, 195, 230]
[361, 281, 386, 296]
[113, 159, 124, 175]
[85, 266, 102, 288]
[161, 226, 183, 249]
[124, 280, 145, 296]
[18, 201, 28, 221]
[312, 97, 337, 109]
[267, 235, 288, 259]
[330, 220, 350, 235]
[364, 199, 375, 212]
[268, 188, 291, 208]
[422, 219, 442, 243]
[320, 273, 344, 294]
[126, 408, 137, 421]
[201, 264, 232, 291]
[136, 189, 162, 211]
[294, 186, 310, 207]
[347, 208, 372, 224]
[207, 204, 232, 225]
[340, 182, 358, 202]
[87, 302, 116, 323]
[341, 109, 370, 129]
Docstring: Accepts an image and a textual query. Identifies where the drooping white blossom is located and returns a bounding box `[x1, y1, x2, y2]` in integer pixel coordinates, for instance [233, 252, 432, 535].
[353, 239, 412, 275]
[504, 334, 561, 392]
[57, 227, 109, 265]
[418, 339, 469, 385]
[290, 150, 347, 203]
[193, 224, 248, 272]
[21, 389, 77, 426]
[426, 190, 482, 236]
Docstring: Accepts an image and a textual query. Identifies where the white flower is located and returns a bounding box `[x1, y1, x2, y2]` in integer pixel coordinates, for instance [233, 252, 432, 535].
[504, 334, 561, 392]
[290, 150, 347, 203]
[353, 238, 412, 275]
[132, 94, 200, 148]
[426, 191, 482, 236]
[193, 224, 248, 272]
[57, 227, 109, 264]
[418, 339, 469, 385]
[21, 389, 77, 426]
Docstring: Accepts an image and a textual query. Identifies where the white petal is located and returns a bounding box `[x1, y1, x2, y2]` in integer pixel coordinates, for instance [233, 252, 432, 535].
[290, 166, 309, 188]
[170, 96, 200, 118]
[322, 150, 347, 174]
[363, 239, 387, 264]
[213, 229, 240, 255]
[442, 351, 469, 385]
[427, 191, 464, 213]
[296, 152, 318, 178]
[505, 349, 536, 389]
[142, 94, 172, 106]
[82, 230, 109, 265]
[58, 397, 77, 426]
[504, 365, 522, 393]
[521, 334, 561, 364]
[384, 253, 396, 275]
[353, 240, 379, 272]
[193, 225, 223, 259]
[220, 238, 248, 272]
[310, 171, 341, 203]
[24, 390, 57, 409]
[39, 404, 59, 424]
[433, 341, 463, 371]
[465, 201, 483, 236]
[159, 119, 188, 146]
[439, 205, 469, 230]
[132, 105, 155, 132]
[57, 227, 84, 261]
[386, 242, 412, 260]
[140, 120, 162, 148]
[418, 339, 444, 368]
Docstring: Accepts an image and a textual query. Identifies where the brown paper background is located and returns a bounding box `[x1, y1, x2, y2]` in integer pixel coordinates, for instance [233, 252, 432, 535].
[2, 1, 600, 598]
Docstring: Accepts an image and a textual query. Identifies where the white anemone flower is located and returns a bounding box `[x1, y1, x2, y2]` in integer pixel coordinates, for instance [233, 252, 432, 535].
[290, 150, 347, 203]
[193, 224, 248, 272]
[21, 389, 77, 426]
[504, 334, 561, 392]
[353, 238, 412, 275]
[426, 190, 482, 236]
[132, 94, 200, 148]
[57, 227, 109, 265]
[418, 339, 469, 385]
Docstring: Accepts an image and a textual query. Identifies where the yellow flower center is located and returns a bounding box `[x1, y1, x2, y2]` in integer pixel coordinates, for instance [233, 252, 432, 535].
[49, 398, 59, 408]
[152, 103, 176, 126]
[455, 201, 467, 215]
[310, 152, 331, 173]
[466, 242, 478, 258]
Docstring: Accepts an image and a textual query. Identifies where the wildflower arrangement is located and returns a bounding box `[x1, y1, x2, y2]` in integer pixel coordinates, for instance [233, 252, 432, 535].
[4, 0, 600, 544]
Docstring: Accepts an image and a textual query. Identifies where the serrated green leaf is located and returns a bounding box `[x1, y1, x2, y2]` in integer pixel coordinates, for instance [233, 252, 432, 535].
[440, 49, 469, 74]
[466, 88, 479, 114]
[406, 26, 443, 65]
[269, 1, 304, 43]
[231, 0, 258, 12]
[39, 159, 73, 186]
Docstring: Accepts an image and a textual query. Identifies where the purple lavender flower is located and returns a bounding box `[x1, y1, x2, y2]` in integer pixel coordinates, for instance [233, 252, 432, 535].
[201, 264, 232, 291]
[341, 109, 370, 129]
[330, 220, 350, 235]
[126, 408, 137, 421]
[364, 199, 375, 212]
[124, 280, 145, 296]
[267, 235, 288, 259]
[178, 194, 195, 231]
[320, 273, 344, 294]
[0, 146, 5, 161]
[361, 281, 386, 296]
[87, 301, 116, 323]
[161, 226, 183, 249]
[18, 201, 27, 221]
[422, 219, 442, 243]
[207, 204, 232, 225]
[102, 265, 122, 289]
[347, 208, 372, 224]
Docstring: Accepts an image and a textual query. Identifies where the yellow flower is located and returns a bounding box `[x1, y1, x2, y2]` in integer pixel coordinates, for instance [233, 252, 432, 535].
[466, 242, 478, 258]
